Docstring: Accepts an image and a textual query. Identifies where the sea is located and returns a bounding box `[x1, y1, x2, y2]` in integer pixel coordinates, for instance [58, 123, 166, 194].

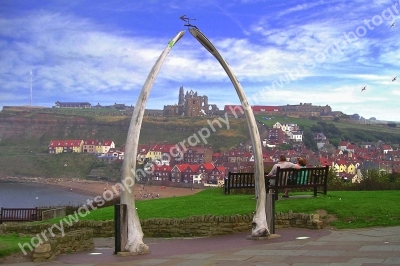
[0, 182, 93, 209]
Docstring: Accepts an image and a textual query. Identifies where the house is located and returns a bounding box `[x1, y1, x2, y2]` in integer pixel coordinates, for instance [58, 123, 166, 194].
[347, 162, 358, 174]
[83, 139, 97, 154]
[146, 144, 163, 162]
[287, 130, 303, 142]
[387, 150, 400, 161]
[360, 142, 375, 149]
[197, 162, 215, 178]
[94, 140, 116, 155]
[273, 123, 299, 133]
[182, 164, 200, 183]
[152, 164, 172, 181]
[213, 153, 228, 166]
[48, 140, 64, 154]
[267, 128, 286, 145]
[222, 162, 240, 174]
[208, 166, 226, 185]
[100, 140, 115, 155]
[314, 132, 327, 141]
[346, 144, 357, 153]
[338, 141, 351, 151]
[238, 161, 255, 173]
[227, 150, 250, 163]
[183, 146, 211, 164]
[186, 164, 203, 184]
[137, 144, 150, 164]
[71, 140, 84, 153]
[170, 164, 190, 183]
[146, 144, 177, 165]
[48, 140, 83, 154]
[319, 156, 333, 167]
[353, 169, 363, 183]
[272, 122, 282, 130]
[337, 159, 348, 174]
[380, 144, 393, 154]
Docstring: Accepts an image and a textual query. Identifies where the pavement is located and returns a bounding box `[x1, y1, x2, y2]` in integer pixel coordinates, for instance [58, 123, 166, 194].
[2, 226, 400, 266]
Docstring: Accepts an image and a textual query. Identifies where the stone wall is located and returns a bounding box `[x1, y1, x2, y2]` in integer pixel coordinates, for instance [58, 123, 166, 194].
[32, 229, 94, 262]
[0, 212, 323, 238]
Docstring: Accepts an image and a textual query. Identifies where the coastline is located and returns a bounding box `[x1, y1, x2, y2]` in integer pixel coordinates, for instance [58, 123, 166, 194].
[0, 176, 203, 202]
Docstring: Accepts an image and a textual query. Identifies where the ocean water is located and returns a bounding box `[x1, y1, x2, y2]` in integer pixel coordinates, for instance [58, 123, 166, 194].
[0, 182, 93, 209]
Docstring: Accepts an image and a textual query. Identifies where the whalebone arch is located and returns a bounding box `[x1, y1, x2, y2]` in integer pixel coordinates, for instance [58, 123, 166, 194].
[120, 27, 269, 255]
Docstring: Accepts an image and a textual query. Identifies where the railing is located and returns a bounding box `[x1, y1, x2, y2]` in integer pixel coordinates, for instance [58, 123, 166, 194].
[40, 207, 66, 221]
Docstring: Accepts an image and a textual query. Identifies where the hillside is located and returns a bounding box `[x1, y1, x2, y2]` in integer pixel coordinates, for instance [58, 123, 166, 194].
[0, 107, 251, 178]
[255, 114, 400, 149]
[1, 107, 399, 179]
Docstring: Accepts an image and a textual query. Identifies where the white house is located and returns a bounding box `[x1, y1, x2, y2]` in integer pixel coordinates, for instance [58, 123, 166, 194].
[288, 131, 303, 142]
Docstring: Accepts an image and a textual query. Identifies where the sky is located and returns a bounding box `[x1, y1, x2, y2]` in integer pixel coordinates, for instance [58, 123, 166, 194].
[1, 0, 400, 122]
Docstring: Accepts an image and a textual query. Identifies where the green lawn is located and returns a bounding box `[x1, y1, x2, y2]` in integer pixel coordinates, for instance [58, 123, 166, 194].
[40, 189, 400, 229]
[3, 189, 400, 258]
[0, 234, 32, 258]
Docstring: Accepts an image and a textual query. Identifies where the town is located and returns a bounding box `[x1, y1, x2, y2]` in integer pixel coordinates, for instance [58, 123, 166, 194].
[43, 86, 399, 186]
[48, 119, 399, 186]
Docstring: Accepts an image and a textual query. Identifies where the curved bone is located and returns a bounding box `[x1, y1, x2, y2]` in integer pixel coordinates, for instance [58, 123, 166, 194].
[120, 31, 185, 253]
[188, 27, 269, 237]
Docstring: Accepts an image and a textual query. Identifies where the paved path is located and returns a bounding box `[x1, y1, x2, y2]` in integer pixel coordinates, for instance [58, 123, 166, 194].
[3, 226, 400, 265]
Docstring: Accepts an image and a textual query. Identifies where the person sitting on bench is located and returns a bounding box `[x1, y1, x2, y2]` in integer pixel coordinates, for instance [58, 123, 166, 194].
[267, 155, 300, 198]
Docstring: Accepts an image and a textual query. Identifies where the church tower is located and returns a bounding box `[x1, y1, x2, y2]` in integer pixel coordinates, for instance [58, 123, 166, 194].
[178, 86, 184, 105]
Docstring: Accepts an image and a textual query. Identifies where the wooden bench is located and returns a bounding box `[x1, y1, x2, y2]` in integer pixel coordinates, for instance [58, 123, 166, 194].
[0, 207, 42, 224]
[224, 165, 329, 200]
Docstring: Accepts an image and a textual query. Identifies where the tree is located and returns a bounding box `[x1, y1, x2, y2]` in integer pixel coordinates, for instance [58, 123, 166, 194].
[329, 138, 340, 147]
[310, 124, 323, 133]
[303, 129, 318, 152]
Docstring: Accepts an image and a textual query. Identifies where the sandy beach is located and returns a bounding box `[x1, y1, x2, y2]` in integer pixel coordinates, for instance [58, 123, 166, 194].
[27, 177, 203, 201]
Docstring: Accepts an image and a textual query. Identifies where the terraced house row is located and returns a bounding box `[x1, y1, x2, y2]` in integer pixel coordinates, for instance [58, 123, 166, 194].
[48, 139, 115, 154]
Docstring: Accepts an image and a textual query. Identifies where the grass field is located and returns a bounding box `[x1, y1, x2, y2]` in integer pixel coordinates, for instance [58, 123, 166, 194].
[39, 188, 400, 229]
[3, 188, 399, 258]
[0, 234, 31, 258]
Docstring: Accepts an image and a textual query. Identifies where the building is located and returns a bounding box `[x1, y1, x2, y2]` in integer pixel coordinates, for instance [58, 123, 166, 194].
[280, 103, 332, 117]
[54, 101, 91, 108]
[163, 86, 219, 117]
[48, 140, 84, 154]
[83, 139, 97, 154]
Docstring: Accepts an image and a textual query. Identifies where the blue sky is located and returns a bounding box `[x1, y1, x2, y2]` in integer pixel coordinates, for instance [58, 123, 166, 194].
[1, 0, 400, 121]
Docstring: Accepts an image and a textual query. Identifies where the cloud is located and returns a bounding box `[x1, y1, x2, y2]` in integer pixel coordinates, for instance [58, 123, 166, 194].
[1, 1, 400, 121]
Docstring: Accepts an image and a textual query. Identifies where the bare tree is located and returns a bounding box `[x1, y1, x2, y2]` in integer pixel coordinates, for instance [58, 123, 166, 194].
[120, 31, 185, 254]
[189, 27, 269, 237]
